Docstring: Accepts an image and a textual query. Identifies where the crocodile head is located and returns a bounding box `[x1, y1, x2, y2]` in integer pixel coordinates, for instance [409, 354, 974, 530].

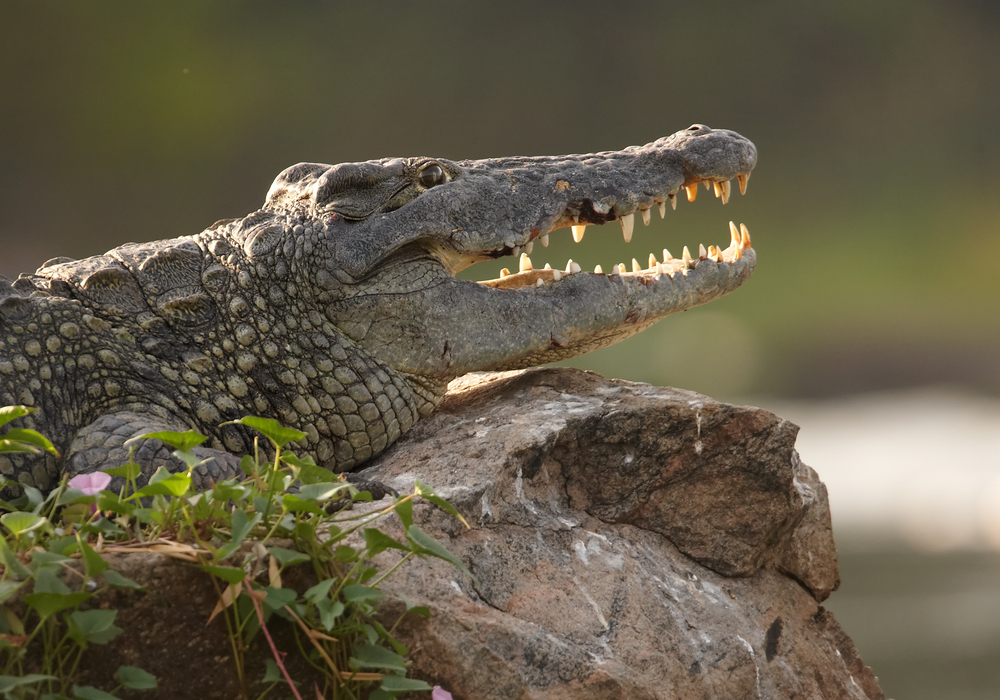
[254, 124, 757, 381]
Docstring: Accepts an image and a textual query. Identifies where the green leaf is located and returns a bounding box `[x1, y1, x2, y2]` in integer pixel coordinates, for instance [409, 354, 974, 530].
[226, 417, 305, 448]
[394, 498, 413, 530]
[1, 511, 47, 535]
[135, 471, 190, 498]
[262, 659, 283, 683]
[103, 570, 146, 591]
[78, 541, 109, 577]
[342, 584, 384, 604]
[297, 482, 350, 502]
[0, 539, 29, 576]
[379, 675, 432, 693]
[96, 491, 134, 515]
[414, 479, 470, 527]
[130, 429, 207, 453]
[348, 643, 408, 674]
[260, 585, 297, 613]
[279, 494, 324, 514]
[0, 674, 57, 692]
[132, 507, 163, 524]
[72, 685, 120, 700]
[24, 592, 91, 618]
[230, 509, 262, 546]
[363, 528, 408, 557]
[30, 550, 73, 567]
[0, 405, 33, 430]
[1, 428, 58, 456]
[315, 598, 344, 631]
[102, 460, 141, 480]
[303, 578, 336, 603]
[67, 609, 122, 645]
[199, 565, 247, 585]
[0, 580, 24, 604]
[333, 545, 359, 563]
[239, 454, 257, 476]
[31, 564, 71, 593]
[116, 665, 158, 690]
[406, 525, 477, 583]
[267, 547, 310, 567]
[211, 482, 250, 502]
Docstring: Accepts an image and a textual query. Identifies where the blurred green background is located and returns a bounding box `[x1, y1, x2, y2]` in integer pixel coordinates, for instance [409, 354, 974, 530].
[2, 3, 999, 698]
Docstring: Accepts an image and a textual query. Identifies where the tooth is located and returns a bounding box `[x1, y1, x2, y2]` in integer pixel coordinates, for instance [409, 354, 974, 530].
[525, 241, 534, 255]
[565, 259, 575, 273]
[734, 245, 743, 260]
[536, 278, 545, 287]
[648, 253, 658, 268]
[698, 243, 707, 259]
[658, 201, 666, 218]
[512, 246, 521, 257]
[713, 182, 723, 198]
[617, 263, 627, 274]
[553, 269, 562, 281]
[570, 261, 582, 273]
[737, 172, 750, 195]
[594, 264, 603, 274]
[669, 193, 677, 210]
[682, 247, 693, 268]
[572, 224, 586, 243]
[632, 258, 641, 272]
[740, 223, 751, 249]
[500, 268, 511, 278]
[620, 213, 634, 243]
[540, 234, 550, 247]
[544, 263, 552, 269]
[610, 264, 619, 275]
[519, 253, 533, 272]
[663, 248, 673, 261]
[703, 181, 712, 192]
[721, 180, 731, 205]
[729, 221, 740, 247]
[641, 208, 651, 226]
[708, 245, 719, 261]
[685, 184, 698, 202]
[656, 262, 668, 275]
[572, 213, 580, 223]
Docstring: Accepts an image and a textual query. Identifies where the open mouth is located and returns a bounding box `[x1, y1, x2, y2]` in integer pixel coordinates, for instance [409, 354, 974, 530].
[479, 174, 753, 290]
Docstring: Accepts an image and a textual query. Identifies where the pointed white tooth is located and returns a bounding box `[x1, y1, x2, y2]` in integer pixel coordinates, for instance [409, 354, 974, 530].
[536, 278, 544, 286]
[740, 223, 751, 249]
[663, 248, 673, 261]
[594, 264, 603, 274]
[540, 234, 549, 247]
[669, 192, 677, 210]
[544, 262, 552, 269]
[713, 182, 723, 198]
[682, 247, 693, 268]
[570, 261, 581, 273]
[610, 264, 619, 275]
[565, 259, 575, 273]
[553, 269, 562, 281]
[525, 241, 534, 255]
[499, 267, 511, 278]
[656, 262, 667, 275]
[618, 263, 627, 274]
[698, 243, 707, 259]
[658, 201, 666, 218]
[704, 180, 712, 192]
[734, 244, 743, 260]
[729, 221, 740, 247]
[641, 208, 651, 226]
[572, 213, 580, 224]
[572, 224, 586, 243]
[632, 258, 641, 272]
[512, 246, 521, 257]
[621, 213, 634, 243]
[737, 172, 749, 195]
[721, 179, 731, 204]
[648, 253, 658, 269]
[685, 184, 698, 202]
[519, 253, 533, 272]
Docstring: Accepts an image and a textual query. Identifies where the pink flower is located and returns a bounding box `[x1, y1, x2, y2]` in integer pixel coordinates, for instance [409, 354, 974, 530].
[68, 471, 112, 496]
[431, 687, 453, 700]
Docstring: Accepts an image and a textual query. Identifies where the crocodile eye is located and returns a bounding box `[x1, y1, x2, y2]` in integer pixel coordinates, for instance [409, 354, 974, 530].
[418, 163, 447, 189]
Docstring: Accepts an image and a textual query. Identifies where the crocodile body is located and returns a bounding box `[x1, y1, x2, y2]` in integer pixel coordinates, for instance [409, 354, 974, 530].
[0, 125, 756, 494]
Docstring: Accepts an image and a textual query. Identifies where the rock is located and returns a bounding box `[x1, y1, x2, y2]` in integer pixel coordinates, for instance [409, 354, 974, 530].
[356, 368, 880, 699]
[62, 367, 880, 699]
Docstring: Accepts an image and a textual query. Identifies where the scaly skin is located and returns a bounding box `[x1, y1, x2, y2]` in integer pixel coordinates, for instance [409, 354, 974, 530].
[0, 124, 757, 494]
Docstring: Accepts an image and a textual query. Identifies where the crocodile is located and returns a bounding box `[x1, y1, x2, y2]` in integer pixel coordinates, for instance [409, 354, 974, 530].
[0, 124, 757, 495]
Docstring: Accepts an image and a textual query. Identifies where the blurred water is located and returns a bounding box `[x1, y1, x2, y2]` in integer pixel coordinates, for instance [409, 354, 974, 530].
[760, 391, 1000, 700]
